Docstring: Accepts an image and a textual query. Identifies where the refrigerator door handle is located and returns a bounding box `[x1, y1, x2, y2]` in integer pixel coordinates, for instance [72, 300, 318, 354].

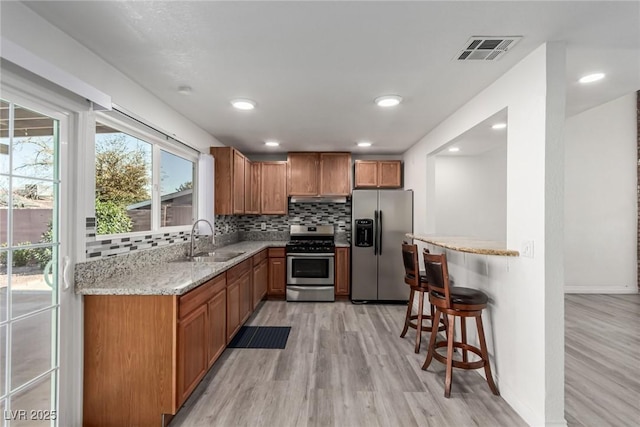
[373, 210, 379, 255]
[379, 210, 383, 255]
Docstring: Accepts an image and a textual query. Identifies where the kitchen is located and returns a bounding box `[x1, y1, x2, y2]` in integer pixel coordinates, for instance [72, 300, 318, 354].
[1, 1, 639, 427]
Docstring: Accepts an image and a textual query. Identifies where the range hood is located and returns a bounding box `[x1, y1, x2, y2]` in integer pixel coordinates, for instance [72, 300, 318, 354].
[290, 196, 348, 204]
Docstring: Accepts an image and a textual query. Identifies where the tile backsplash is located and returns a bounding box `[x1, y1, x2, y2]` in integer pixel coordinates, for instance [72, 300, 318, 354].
[85, 199, 351, 260]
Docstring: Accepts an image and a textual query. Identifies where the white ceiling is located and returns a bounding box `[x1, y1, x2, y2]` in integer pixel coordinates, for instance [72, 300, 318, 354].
[22, 1, 640, 155]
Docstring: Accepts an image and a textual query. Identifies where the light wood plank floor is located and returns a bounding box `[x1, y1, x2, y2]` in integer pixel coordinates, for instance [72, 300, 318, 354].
[170, 294, 640, 427]
[169, 301, 526, 427]
[565, 294, 640, 427]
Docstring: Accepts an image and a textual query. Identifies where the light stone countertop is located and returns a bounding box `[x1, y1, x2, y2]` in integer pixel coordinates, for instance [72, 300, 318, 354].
[407, 234, 520, 257]
[76, 241, 286, 296]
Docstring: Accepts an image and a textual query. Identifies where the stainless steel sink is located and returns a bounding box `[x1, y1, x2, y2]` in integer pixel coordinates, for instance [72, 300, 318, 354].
[172, 251, 246, 263]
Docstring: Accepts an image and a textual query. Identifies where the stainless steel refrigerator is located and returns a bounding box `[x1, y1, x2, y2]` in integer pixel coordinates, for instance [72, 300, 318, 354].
[351, 190, 413, 302]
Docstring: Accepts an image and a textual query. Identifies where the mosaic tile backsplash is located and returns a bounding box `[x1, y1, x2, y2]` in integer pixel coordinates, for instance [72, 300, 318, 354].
[84, 200, 351, 260]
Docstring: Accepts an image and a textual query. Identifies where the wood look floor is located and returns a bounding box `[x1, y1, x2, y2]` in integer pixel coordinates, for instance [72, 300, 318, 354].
[169, 301, 526, 427]
[170, 295, 640, 427]
[564, 294, 640, 427]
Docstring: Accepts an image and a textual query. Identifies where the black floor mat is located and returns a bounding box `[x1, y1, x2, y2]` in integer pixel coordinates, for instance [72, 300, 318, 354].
[227, 326, 291, 349]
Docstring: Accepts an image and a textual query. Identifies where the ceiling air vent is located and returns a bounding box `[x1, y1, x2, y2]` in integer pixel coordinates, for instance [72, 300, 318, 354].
[456, 36, 522, 61]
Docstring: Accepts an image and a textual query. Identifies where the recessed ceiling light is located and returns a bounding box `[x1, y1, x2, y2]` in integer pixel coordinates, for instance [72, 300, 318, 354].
[177, 85, 192, 95]
[579, 73, 605, 84]
[265, 140, 279, 147]
[357, 141, 372, 147]
[491, 123, 507, 130]
[374, 95, 402, 107]
[231, 99, 256, 110]
[448, 147, 460, 152]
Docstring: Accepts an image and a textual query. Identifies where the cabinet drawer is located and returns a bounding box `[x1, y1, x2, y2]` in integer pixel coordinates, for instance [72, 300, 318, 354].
[268, 248, 285, 258]
[179, 274, 226, 319]
[226, 258, 252, 284]
[252, 249, 268, 265]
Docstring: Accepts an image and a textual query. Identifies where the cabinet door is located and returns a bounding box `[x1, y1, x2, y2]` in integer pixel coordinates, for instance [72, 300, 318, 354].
[335, 247, 350, 296]
[268, 257, 286, 295]
[233, 150, 245, 214]
[226, 279, 241, 342]
[244, 158, 255, 214]
[250, 162, 261, 213]
[319, 153, 351, 195]
[253, 259, 268, 308]
[177, 304, 208, 406]
[207, 290, 226, 367]
[354, 160, 378, 188]
[239, 271, 252, 324]
[378, 161, 402, 188]
[261, 162, 288, 214]
[288, 153, 318, 196]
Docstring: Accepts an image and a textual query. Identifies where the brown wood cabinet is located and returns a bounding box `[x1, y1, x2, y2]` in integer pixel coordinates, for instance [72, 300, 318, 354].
[210, 147, 247, 214]
[319, 153, 351, 195]
[226, 258, 252, 342]
[252, 250, 268, 308]
[288, 152, 351, 196]
[354, 160, 402, 188]
[288, 152, 319, 196]
[207, 289, 226, 367]
[248, 161, 261, 214]
[261, 161, 288, 214]
[335, 247, 350, 296]
[177, 304, 208, 404]
[268, 248, 286, 296]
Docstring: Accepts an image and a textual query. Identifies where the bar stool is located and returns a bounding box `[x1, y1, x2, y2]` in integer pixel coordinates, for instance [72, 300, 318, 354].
[400, 242, 445, 353]
[421, 250, 499, 398]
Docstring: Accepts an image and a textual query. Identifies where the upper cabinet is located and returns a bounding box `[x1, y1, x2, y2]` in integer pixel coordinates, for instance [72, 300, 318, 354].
[210, 147, 246, 215]
[354, 160, 402, 189]
[260, 162, 288, 214]
[247, 161, 261, 214]
[288, 152, 351, 196]
[287, 153, 319, 196]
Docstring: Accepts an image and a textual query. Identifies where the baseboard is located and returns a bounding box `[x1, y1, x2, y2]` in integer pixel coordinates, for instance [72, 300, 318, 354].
[493, 378, 568, 427]
[564, 285, 638, 294]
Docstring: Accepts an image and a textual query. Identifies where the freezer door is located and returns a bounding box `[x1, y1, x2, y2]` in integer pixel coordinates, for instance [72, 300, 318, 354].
[351, 190, 379, 300]
[377, 190, 413, 301]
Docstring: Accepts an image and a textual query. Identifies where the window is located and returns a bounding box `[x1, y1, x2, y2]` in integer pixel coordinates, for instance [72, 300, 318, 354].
[94, 116, 196, 236]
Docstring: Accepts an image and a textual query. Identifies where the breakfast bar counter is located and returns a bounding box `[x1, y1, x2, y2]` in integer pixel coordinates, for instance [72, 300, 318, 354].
[407, 233, 520, 257]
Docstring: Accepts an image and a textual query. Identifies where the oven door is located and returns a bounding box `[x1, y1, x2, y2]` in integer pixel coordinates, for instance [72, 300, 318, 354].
[287, 253, 335, 285]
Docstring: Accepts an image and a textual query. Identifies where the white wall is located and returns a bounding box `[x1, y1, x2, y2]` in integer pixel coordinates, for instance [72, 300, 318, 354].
[434, 146, 507, 240]
[404, 43, 566, 426]
[564, 93, 637, 293]
[0, 2, 222, 152]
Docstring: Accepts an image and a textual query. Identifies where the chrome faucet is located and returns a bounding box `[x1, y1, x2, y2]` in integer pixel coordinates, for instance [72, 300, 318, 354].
[190, 219, 214, 258]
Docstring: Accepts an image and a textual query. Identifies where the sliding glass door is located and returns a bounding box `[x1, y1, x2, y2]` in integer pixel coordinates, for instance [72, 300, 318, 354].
[0, 98, 66, 426]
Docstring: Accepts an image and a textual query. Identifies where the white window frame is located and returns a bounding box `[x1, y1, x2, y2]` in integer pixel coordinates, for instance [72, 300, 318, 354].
[92, 111, 199, 240]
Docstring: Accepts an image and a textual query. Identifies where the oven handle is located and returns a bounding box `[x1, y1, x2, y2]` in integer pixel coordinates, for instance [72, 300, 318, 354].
[287, 253, 335, 257]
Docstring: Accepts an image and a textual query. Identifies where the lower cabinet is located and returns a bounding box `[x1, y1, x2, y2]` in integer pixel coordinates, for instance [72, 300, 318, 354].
[177, 304, 208, 404]
[226, 258, 252, 343]
[83, 248, 278, 427]
[268, 248, 286, 296]
[335, 247, 350, 296]
[207, 288, 227, 367]
[177, 273, 227, 406]
[253, 250, 268, 308]
[226, 278, 241, 343]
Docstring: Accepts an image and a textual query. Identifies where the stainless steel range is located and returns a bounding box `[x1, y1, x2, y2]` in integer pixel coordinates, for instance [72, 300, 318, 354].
[286, 225, 335, 302]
